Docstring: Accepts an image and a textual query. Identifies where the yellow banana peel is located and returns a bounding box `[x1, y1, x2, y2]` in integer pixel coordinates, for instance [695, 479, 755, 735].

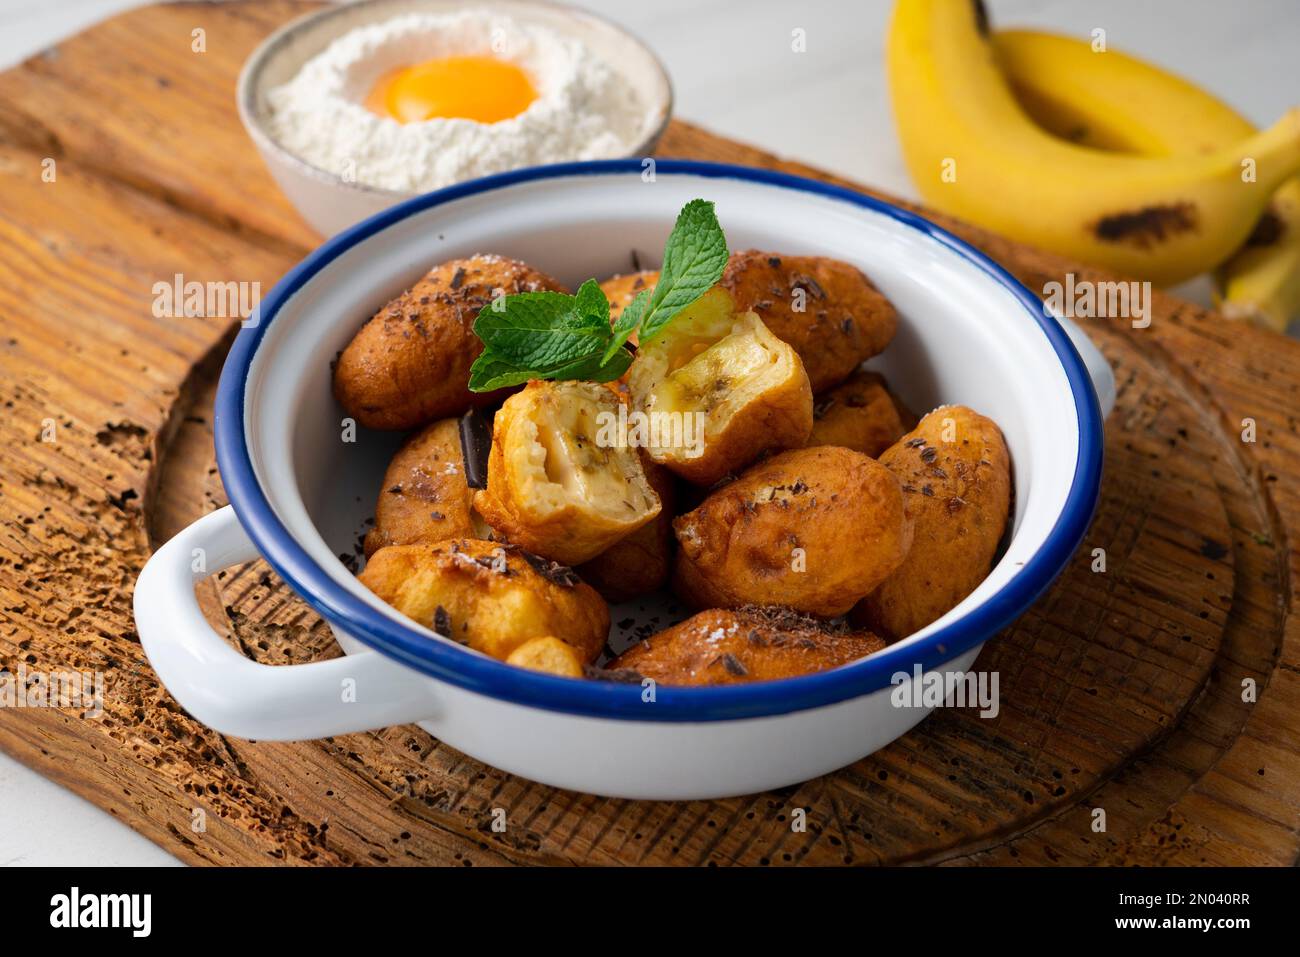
[887, 0, 1300, 289]
[992, 28, 1300, 331]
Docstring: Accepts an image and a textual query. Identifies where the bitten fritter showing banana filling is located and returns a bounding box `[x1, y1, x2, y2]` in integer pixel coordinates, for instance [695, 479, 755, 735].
[852, 405, 1011, 640]
[576, 455, 677, 602]
[363, 417, 485, 557]
[474, 380, 662, 566]
[333, 255, 567, 431]
[807, 370, 911, 457]
[673, 445, 913, 617]
[627, 286, 813, 486]
[609, 605, 886, 686]
[721, 251, 898, 392]
[359, 538, 608, 666]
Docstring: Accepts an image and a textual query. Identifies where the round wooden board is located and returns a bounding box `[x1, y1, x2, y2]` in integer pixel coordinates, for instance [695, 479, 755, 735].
[1, 0, 1296, 866]
[155, 309, 1274, 866]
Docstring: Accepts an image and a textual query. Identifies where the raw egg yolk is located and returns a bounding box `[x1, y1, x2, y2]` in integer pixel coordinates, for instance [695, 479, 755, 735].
[366, 56, 537, 124]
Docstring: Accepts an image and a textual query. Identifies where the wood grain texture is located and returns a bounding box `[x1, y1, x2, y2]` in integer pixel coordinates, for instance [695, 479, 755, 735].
[0, 0, 1295, 866]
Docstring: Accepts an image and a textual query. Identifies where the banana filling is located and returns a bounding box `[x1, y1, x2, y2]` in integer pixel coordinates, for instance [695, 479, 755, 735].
[654, 321, 777, 419]
[630, 286, 808, 470]
[475, 379, 662, 566]
[529, 386, 654, 520]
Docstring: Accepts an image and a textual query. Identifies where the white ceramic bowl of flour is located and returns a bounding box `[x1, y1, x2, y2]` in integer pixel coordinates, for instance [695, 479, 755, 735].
[238, 0, 673, 236]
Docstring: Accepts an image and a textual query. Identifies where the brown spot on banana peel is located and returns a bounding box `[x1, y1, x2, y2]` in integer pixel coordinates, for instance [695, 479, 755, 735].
[1091, 202, 1198, 248]
[1244, 207, 1285, 248]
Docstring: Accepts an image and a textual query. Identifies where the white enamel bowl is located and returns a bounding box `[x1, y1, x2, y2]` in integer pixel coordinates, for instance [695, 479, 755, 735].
[134, 161, 1112, 800]
[237, 0, 673, 236]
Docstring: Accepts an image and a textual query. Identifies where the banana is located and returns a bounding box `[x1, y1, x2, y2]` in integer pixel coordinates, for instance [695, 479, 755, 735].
[989, 30, 1248, 156]
[992, 29, 1300, 331]
[1216, 191, 1300, 330]
[886, 0, 1300, 287]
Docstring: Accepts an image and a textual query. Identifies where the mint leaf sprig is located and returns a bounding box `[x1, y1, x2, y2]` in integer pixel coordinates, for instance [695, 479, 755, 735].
[467, 282, 627, 391]
[468, 199, 728, 392]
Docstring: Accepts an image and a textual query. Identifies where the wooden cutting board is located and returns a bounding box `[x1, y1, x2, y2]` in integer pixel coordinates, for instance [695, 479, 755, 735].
[1, 0, 1297, 866]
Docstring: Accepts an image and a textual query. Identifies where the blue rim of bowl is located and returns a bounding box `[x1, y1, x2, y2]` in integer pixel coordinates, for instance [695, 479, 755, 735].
[215, 159, 1103, 722]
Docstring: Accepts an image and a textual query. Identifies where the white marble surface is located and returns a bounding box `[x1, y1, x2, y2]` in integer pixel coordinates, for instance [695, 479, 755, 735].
[0, 755, 180, 866]
[0, 0, 1295, 866]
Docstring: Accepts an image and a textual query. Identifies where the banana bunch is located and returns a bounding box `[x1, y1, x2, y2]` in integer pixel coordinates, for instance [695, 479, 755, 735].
[990, 29, 1300, 331]
[887, 0, 1300, 328]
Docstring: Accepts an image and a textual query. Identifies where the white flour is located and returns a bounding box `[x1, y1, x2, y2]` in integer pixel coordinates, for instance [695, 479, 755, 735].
[266, 11, 652, 192]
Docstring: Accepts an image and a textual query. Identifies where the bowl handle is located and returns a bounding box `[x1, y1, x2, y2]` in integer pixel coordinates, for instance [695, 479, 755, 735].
[1054, 315, 1116, 419]
[133, 506, 434, 740]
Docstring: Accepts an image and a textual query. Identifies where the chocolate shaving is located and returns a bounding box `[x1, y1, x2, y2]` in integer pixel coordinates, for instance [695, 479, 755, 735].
[584, 665, 643, 683]
[434, 605, 452, 636]
[449, 267, 466, 290]
[721, 653, 748, 676]
[708, 473, 738, 492]
[474, 547, 512, 575]
[458, 407, 493, 489]
[520, 550, 580, 587]
[734, 604, 845, 635]
[920, 447, 939, 463]
[792, 274, 827, 300]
